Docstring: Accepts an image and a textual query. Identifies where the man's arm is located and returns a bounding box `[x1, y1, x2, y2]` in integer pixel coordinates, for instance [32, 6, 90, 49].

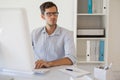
[35, 57, 72, 69]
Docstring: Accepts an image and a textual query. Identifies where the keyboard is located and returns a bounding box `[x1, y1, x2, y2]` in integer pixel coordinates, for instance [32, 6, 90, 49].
[33, 68, 50, 74]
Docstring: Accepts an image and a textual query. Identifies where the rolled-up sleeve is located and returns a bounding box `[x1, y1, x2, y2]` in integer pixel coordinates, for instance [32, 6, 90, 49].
[64, 31, 76, 64]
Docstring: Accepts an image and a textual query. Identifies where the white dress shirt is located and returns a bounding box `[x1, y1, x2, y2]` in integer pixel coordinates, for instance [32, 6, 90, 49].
[31, 25, 76, 64]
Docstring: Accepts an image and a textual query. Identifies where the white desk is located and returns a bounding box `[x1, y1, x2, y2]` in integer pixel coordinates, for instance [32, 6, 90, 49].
[0, 70, 70, 80]
[0, 66, 91, 80]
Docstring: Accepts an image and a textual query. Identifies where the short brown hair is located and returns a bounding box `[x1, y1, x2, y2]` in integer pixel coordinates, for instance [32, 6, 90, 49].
[40, 1, 58, 15]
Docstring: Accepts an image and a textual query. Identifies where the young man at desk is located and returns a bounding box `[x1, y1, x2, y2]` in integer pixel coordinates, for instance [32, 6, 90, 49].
[32, 1, 76, 69]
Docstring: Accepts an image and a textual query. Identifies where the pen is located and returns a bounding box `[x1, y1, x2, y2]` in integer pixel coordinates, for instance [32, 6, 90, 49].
[66, 69, 79, 72]
[104, 63, 112, 70]
[108, 63, 112, 69]
[66, 69, 73, 71]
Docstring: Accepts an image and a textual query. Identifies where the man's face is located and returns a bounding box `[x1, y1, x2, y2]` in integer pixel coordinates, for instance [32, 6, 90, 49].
[42, 6, 58, 26]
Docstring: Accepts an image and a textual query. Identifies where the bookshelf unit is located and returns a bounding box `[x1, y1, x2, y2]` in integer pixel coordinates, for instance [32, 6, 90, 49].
[74, 0, 109, 64]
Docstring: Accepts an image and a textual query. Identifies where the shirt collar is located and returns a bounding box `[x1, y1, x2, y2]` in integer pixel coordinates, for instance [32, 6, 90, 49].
[41, 25, 60, 36]
[41, 26, 46, 33]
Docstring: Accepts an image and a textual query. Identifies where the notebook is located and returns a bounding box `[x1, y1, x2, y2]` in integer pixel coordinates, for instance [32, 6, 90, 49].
[59, 66, 90, 78]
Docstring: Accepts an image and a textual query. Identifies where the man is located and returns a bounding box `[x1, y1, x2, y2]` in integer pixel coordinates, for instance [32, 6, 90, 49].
[32, 1, 76, 69]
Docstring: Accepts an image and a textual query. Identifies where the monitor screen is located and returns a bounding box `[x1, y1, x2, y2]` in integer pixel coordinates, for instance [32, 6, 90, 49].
[0, 8, 35, 73]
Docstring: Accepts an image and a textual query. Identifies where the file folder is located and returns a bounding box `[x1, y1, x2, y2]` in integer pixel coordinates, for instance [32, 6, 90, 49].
[99, 40, 104, 61]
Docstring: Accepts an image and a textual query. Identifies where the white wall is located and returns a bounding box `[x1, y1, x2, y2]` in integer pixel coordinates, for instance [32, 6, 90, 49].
[108, 0, 120, 71]
[107, 0, 120, 79]
[0, 0, 74, 32]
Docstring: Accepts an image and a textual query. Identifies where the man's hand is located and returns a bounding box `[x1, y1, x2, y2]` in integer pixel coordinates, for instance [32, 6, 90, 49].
[35, 57, 73, 69]
[35, 60, 52, 69]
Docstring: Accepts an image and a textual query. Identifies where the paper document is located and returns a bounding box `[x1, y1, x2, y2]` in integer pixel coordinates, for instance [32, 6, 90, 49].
[59, 66, 90, 78]
[70, 75, 93, 80]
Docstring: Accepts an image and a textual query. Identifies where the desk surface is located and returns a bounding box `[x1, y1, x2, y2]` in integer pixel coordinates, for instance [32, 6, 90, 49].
[0, 65, 91, 80]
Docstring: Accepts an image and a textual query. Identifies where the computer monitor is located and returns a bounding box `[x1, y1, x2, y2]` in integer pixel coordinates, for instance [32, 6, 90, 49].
[0, 8, 35, 74]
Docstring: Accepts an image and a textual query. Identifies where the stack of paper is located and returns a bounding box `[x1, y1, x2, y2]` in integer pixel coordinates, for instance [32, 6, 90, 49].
[59, 66, 90, 78]
[70, 75, 93, 80]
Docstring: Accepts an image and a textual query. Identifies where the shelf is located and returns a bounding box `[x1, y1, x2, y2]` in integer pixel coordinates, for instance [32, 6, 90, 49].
[77, 61, 105, 64]
[77, 0, 105, 13]
[77, 16, 105, 29]
[77, 38, 106, 40]
[75, 0, 108, 65]
[77, 13, 106, 16]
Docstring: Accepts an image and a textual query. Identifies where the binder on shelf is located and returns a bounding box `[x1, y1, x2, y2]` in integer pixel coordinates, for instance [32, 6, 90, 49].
[90, 40, 96, 61]
[99, 40, 104, 61]
[103, 0, 107, 14]
[92, 0, 96, 13]
[95, 40, 100, 61]
[88, 0, 92, 13]
[77, 28, 105, 37]
[86, 40, 90, 61]
[90, 40, 99, 61]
